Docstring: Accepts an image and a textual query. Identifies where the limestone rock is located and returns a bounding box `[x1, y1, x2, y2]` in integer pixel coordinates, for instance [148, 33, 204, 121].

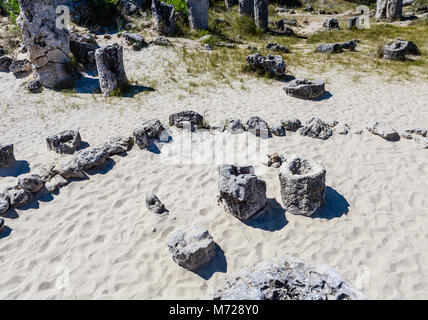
[152, 0, 176, 36]
[17, 0, 74, 88]
[270, 124, 286, 137]
[186, 0, 209, 30]
[238, 0, 254, 16]
[17, 174, 44, 193]
[323, 18, 340, 30]
[384, 40, 420, 60]
[9, 59, 32, 78]
[376, 0, 403, 21]
[279, 155, 326, 216]
[300, 117, 333, 140]
[281, 118, 302, 132]
[0, 192, 10, 214]
[246, 53, 286, 77]
[367, 121, 400, 141]
[123, 32, 147, 51]
[317, 43, 343, 54]
[266, 43, 290, 53]
[226, 118, 245, 134]
[254, 0, 268, 31]
[145, 194, 167, 214]
[8, 188, 33, 208]
[218, 164, 267, 220]
[0, 144, 16, 169]
[245, 116, 270, 137]
[28, 79, 42, 93]
[103, 136, 134, 156]
[169, 111, 204, 130]
[70, 33, 99, 68]
[284, 79, 325, 100]
[341, 39, 358, 51]
[0, 56, 12, 72]
[45, 175, 69, 193]
[46, 129, 82, 155]
[167, 226, 216, 270]
[134, 119, 166, 149]
[95, 44, 128, 97]
[212, 257, 367, 300]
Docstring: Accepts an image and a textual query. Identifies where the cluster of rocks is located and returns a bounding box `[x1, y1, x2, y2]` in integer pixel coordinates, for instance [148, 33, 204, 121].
[246, 53, 286, 77]
[266, 42, 290, 53]
[401, 128, 428, 149]
[211, 257, 367, 300]
[123, 32, 148, 51]
[317, 40, 358, 54]
[383, 39, 420, 60]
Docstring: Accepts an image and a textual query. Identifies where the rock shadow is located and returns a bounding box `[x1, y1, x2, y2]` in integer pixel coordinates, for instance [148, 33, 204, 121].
[0, 226, 12, 240]
[0, 160, 30, 177]
[312, 91, 332, 101]
[310, 186, 349, 220]
[122, 85, 155, 98]
[242, 198, 288, 231]
[192, 244, 227, 280]
[86, 158, 116, 176]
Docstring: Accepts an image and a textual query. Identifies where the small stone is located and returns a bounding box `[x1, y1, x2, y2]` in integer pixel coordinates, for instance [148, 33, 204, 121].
[103, 136, 134, 156]
[169, 111, 204, 130]
[323, 18, 340, 30]
[335, 123, 351, 135]
[281, 118, 302, 132]
[28, 79, 42, 93]
[270, 124, 286, 137]
[46, 130, 82, 155]
[146, 194, 167, 214]
[45, 175, 69, 193]
[367, 121, 400, 141]
[226, 118, 245, 134]
[8, 189, 33, 208]
[245, 116, 270, 137]
[0, 56, 13, 72]
[300, 117, 333, 140]
[17, 174, 44, 193]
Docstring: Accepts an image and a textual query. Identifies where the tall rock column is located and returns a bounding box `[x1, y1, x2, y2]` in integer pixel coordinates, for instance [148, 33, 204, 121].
[151, 0, 176, 36]
[17, 0, 74, 89]
[254, 0, 268, 31]
[186, 0, 209, 30]
[239, 0, 254, 16]
[376, 0, 403, 21]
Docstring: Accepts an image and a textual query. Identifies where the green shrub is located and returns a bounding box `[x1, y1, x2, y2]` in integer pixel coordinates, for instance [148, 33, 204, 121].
[1, 0, 20, 24]
[164, 0, 188, 15]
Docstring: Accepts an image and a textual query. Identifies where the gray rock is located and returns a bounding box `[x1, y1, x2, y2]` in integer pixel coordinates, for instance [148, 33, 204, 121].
[300, 117, 333, 140]
[226, 118, 245, 134]
[211, 257, 367, 300]
[270, 124, 286, 137]
[0, 144, 16, 169]
[0, 192, 10, 214]
[134, 119, 167, 149]
[186, 0, 209, 30]
[152, 0, 176, 36]
[254, 0, 268, 31]
[9, 59, 32, 78]
[17, 0, 74, 88]
[367, 121, 400, 141]
[238, 0, 254, 16]
[103, 136, 134, 156]
[245, 116, 270, 137]
[335, 123, 351, 135]
[0, 217, 4, 232]
[404, 128, 427, 137]
[347, 16, 359, 29]
[323, 18, 340, 30]
[341, 39, 358, 51]
[95, 44, 128, 97]
[317, 43, 343, 54]
[0, 56, 13, 72]
[274, 19, 297, 28]
[45, 175, 69, 193]
[8, 188, 33, 208]
[28, 79, 42, 93]
[150, 37, 173, 46]
[145, 194, 167, 214]
[281, 118, 302, 132]
[266, 43, 290, 53]
[376, 0, 403, 21]
[279, 155, 326, 216]
[169, 111, 204, 130]
[246, 53, 286, 77]
[70, 33, 99, 68]
[265, 153, 283, 168]
[17, 174, 44, 193]
[46, 130, 82, 155]
[384, 40, 420, 59]
[218, 164, 267, 220]
[167, 226, 216, 270]
[284, 79, 325, 100]
[123, 32, 147, 51]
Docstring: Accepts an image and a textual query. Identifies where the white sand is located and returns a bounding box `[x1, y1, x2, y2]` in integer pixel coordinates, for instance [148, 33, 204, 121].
[1, 39, 428, 300]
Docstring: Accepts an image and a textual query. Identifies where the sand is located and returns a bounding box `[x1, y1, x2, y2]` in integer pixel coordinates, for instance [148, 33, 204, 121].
[1, 38, 428, 300]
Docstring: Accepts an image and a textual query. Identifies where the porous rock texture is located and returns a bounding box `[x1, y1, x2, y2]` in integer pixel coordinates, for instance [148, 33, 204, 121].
[299, 117, 333, 140]
[46, 129, 82, 154]
[152, 0, 176, 36]
[285, 79, 325, 100]
[246, 53, 285, 77]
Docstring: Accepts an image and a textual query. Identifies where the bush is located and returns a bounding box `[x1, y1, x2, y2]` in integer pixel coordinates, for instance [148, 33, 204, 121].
[0, 0, 20, 24]
[164, 0, 188, 15]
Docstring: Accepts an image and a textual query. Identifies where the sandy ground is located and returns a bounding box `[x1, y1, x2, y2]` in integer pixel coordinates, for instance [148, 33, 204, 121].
[1, 37, 428, 300]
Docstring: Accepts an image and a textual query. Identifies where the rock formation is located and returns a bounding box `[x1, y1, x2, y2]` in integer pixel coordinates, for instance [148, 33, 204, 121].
[46, 130, 82, 154]
[376, 0, 403, 21]
[186, 0, 209, 30]
[152, 0, 176, 36]
[284, 79, 325, 100]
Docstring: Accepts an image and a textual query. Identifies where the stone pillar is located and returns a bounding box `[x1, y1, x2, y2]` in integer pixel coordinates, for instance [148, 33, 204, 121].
[95, 44, 128, 97]
[376, 0, 403, 21]
[17, 0, 74, 89]
[186, 0, 209, 30]
[254, 0, 268, 31]
[239, 0, 254, 16]
[151, 0, 176, 36]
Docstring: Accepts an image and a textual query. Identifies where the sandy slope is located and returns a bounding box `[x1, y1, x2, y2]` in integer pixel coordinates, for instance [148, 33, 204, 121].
[1, 41, 428, 300]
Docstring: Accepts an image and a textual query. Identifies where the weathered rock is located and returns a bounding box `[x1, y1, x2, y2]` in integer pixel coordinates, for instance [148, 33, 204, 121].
[404, 128, 427, 137]
[0, 144, 16, 169]
[245, 116, 270, 137]
[149, 37, 173, 46]
[254, 0, 268, 31]
[270, 124, 286, 137]
[323, 18, 340, 30]
[384, 40, 420, 60]
[134, 119, 166, 149]
[103, 136, 134, 156]
[152, 0, 176, 36]
[347, 16, 359, 29]
[304, 5, 314, 12]
[17, 174, 44, 193]
[167, 226, 216, 270]
[367, 121, 400, 141]
[316, 43, 343, 54]
[95, 44, 128, 97]
[0, 56, 12, 72]
[266, 43, 290, 53]
[17, 0, 74, 88]
[300, 117, 333, 140]
[46, 130, 82, 155]
[45, 175, 69, 193]
[239, 0, 254, 16]
[186, 0, 209, 30]
[212, 257, 367, 300]
[341, 39, 358, 51]
[123, 32, 147, 51]
[284, 79, 325, 100]
[28, 79, 42, 93]
[274, 19, 297, 28]
[169, 111, 204, 130]
[279, 155, 326, 216]
[0, 192, 9, 214]
[376, 0, 403, 21]
[0, 217, 4, 232]
[246, 53, 286, 77]
[281, 118, 302, 132]
[145, 194, 167, 214]
[218, 164, 267, 220]
[264, 152, 283, 168]
[9, 59, 32, 78]
[226, 118, 245, 134]
[8, 188, 33, 208]
[70, 33, 99, 68]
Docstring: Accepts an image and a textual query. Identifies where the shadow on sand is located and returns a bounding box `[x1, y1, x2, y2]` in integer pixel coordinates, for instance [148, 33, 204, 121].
[0, 160, 30, 177]
[192, 244, 227, 280]
[242, 198, 288, 231]
[310, 186, 349, 220]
